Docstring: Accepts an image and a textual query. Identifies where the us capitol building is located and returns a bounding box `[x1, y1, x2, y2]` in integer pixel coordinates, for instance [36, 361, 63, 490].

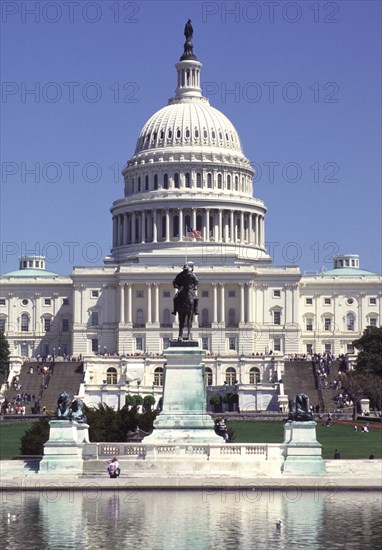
[1, 28, 380, 410]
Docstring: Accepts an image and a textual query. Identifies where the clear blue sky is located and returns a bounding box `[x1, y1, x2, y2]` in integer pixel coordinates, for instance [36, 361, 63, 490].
[1, 0, 381, 275]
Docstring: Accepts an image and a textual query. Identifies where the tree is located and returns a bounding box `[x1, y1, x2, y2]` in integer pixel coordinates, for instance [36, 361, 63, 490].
[0, 331, 10, 384]
[353, 326, 382, 377]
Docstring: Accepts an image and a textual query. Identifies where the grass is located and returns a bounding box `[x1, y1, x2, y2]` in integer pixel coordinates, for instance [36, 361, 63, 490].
[0, 420, 381, 460]
[228, 420, 382, 459]
[0, 422, 34, 459]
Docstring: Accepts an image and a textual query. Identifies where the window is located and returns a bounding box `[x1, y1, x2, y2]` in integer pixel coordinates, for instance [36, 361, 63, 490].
[346, 313, 355, 331]
[305, 298, 313, 305]
[225, 367, 237, 385]
[0, 299, 5, 306]
[306, 318, 313, 331]
[44, 318, 51, 332]
[174, 173, 180, 188]
[21, 313, 29, 332]
[185, 173, 190, 188]
[162, 309, 171, 326]
[202, 337, 209, 351]
[91, 290, 99, 298]
[273, 310, 281, 325]
[163, 291, 170, 298]
[91, 338, 99, 353]
[196, 173, 202, 187]
[369, 298, 377, 305]
[163, 337, 170, 350]
[369, 318, 377, 327]
[217, 174, 222, 189]
[228, 290, 235, 298]
[306, 343, 313, 354]
[91, 311, 99, 326]
[346, 344, 354, 354]
[205, 367, 213, 385]
[138, 176, 141, 191]
[136, 290, 144, 298]
[228, 336, 237, 351]
[0, 318, 6, 331]
[107, 367, 118, 385]
[136, 337, 144, 351]
[135, 309, 144, 326]
[228, 308, 236, 326]
[145, 175, 149, 190]
[63, 298, 69, 306]
[62, 318, 69, 332]
[273, 337, 281, 352]
[44, 298, 51, 306]
[273, 290, 281, 298]
[22, 298, 29, 306]
[347, 298, 354, 305]
[163, 173, 169, 189]
[324, 318, 331, 331]
[324, 343, 332, 353]
[201, 308, 209, 326]
[154, 367, 164, 386]
[249, 367, 260, 384]
[227, 175, 231, 189]
[154, 174, 158, 189]
[324, 298, 331, 305]
[207, 173, 212, 188]
[202, 290, 209, 298]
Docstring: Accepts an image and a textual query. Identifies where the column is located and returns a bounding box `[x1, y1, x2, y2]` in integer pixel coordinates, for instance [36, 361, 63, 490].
[127, 284, 132, 324]
[147, 284, 152, 323]
[119, 284, 125, 324]
[179, 209, 184, 242]
[154, 284, 159, 324]
[212, 283, 218, 323]
[240, 284, 245, 323]
[220, 283, 225, 324]
[165, 209, 170, 242]
[153, 210, 158, 242]
[131, 212, 136, 243]
[192, 208, 197, 231]
[247, 282, 253, 323]
[141, 210, 146, 243]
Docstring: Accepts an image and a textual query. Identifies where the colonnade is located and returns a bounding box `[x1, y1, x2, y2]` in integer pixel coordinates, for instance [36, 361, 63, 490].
[118, 281, 254, 325]
[112, 208, 264, 249]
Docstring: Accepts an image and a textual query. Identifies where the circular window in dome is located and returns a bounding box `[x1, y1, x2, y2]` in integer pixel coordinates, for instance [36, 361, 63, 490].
[347, 298, 354, 305]
[22, 299, 29, 306]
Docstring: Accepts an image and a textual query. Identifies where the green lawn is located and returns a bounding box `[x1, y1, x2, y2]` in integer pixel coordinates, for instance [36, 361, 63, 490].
[0, 422, 34, 459]
[229, 420, 382, 459]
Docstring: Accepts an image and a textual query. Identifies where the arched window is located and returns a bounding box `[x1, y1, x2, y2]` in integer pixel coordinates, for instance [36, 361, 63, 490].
[235, 176, 238, 191]
[160, 130, 164, 140]
[196, 173, 202, 187]
[346, 313, 355, 331]
[227, 174, 231, 190]
[107, 367, 118, 385]
[217, 174, 222, 189]
[211, 130, 216, 139]
[138, 176, 141, 192]
[154, 174, 158, 190]
[185, 129, 190, 138]
[145, 175, 149, 190]
[174, 173, 180, 188]
[228, 308, 236, 327]
[163, 173, 169, 189]
[205, 367, 213, 386]
[168, 130, 172, 139]
[185, 173, 190, 188]
[154, 367, 164, 386]
[249, 367, 260, 384]
[225, 367, 237, 385]
[207, 173, 212, 188]
[136, 309, 144, 326]
[21, 313, 29, 332]
[176, 129, 181, 138]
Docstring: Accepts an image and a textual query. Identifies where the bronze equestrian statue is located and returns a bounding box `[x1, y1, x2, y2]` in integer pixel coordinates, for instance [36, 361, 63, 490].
[172, 262, 199, 341]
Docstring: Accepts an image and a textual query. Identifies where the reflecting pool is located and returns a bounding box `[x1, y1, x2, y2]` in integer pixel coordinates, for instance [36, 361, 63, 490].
[1, 488, 381, 549]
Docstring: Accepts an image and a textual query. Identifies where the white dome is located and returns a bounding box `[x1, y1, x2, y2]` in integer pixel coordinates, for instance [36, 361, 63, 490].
[134, 100, 243, 155]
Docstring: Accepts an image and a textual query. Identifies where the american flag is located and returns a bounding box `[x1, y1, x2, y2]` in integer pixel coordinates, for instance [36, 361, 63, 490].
[186, 226, 203, 239]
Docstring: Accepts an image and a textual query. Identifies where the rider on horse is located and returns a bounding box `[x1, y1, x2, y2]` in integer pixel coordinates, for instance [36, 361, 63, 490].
[172, 262, 199, 316]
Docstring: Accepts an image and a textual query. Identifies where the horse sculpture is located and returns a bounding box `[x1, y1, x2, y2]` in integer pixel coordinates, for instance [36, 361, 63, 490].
[172, 263, 199, 341]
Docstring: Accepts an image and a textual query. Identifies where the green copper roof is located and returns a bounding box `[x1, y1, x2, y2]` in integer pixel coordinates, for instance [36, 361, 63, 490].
[1, 269, 61, 278]
[318, 267, 378, 277]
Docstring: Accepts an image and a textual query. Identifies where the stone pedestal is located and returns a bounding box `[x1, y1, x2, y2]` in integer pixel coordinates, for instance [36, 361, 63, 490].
[39, 420, 89, 475]
[283, 421, 325, 475]
[146, 343, 221, 444]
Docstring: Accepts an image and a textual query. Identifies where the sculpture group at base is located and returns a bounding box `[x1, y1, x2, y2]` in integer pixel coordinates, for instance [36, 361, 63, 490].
[288, 393, 313, 421]
[55, 391, 87, 423]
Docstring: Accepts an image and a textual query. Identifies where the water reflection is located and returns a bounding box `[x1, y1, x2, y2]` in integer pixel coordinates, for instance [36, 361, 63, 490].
[1, 489, 381, 549]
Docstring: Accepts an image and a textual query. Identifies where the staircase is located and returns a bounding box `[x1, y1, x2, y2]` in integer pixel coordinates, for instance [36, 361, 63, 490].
[282, 361, 321, 410]
[4, 362, 48, 413]
[40, 362, 84, 414]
